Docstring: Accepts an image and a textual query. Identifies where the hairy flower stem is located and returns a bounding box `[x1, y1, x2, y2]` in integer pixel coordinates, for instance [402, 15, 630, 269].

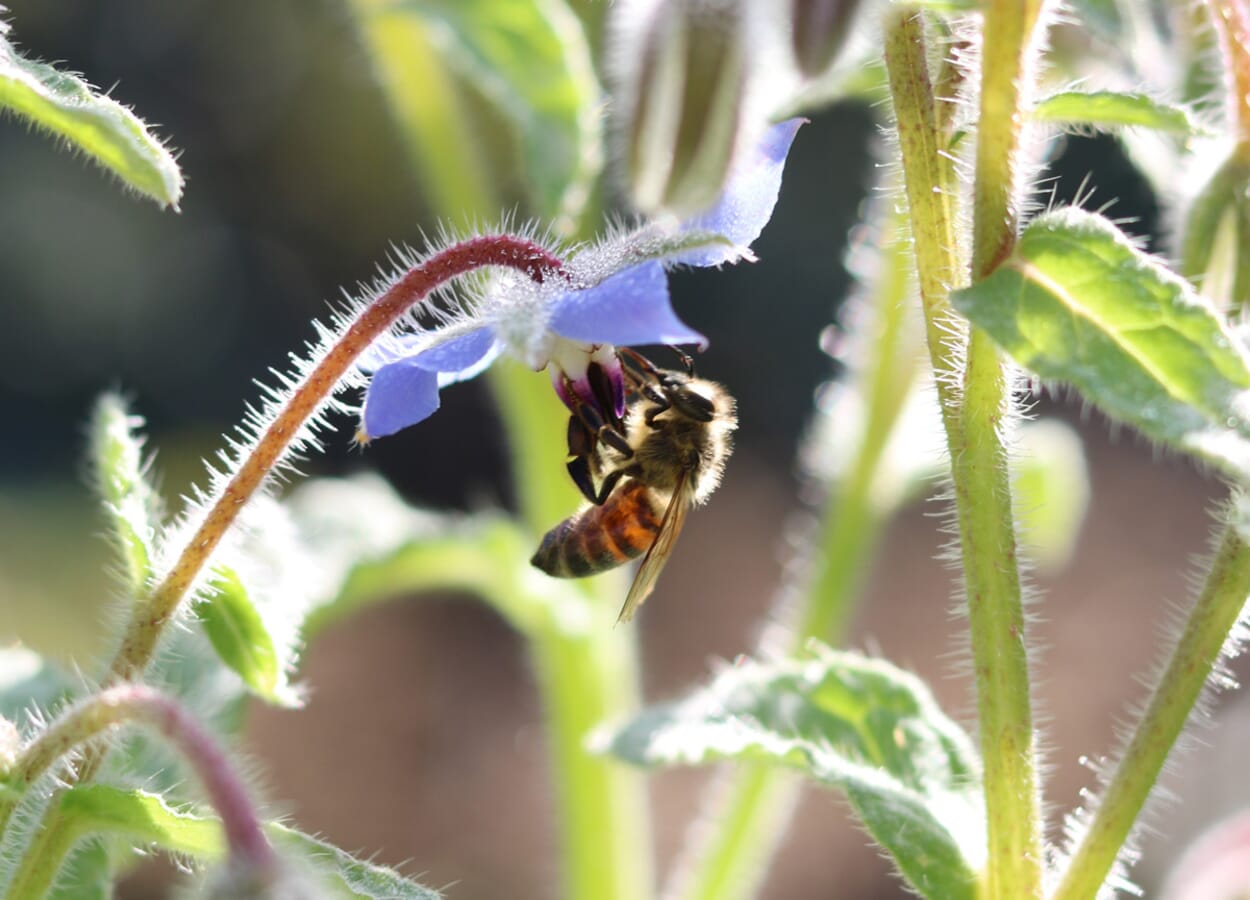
[888, 6, 1044, 897]
[3, 684, 273, 897]
[110, 236, 562, 686]
[1053, 518, 1250, 899]
[964, 0, 1045, 894]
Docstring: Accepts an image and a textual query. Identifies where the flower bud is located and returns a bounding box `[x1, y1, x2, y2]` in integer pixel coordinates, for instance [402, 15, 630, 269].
[790, 0, 860, 79]
[1180, 153, 1250, 311]
[615, 0, 752, 217]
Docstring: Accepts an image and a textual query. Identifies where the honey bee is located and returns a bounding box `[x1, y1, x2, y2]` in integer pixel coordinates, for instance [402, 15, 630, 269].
[531, 349, 737, 622]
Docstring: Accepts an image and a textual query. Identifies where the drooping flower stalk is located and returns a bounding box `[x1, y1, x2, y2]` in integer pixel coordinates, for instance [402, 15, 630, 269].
[107, 235, 563, 687]
[3, 684, 273, 897]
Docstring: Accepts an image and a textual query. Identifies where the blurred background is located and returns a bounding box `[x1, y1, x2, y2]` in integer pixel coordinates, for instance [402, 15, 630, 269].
[0, 1, 1245, 897]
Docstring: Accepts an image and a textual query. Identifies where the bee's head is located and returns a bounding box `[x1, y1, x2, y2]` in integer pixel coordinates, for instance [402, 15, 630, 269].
[661, 374, 716, 422]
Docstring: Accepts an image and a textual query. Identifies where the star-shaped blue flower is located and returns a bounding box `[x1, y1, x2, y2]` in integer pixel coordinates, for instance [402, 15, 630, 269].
[358, 118, 803, 441]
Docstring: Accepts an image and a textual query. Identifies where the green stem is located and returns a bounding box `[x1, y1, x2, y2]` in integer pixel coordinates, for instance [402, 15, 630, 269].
[965, 1, 1045, 894]
[1052, 517, 1250, 899]
[887, 7, 1043, 897]
[531, 623, 651, 900]
[666, 203, 923, 900]
[490, 360, 651, 900]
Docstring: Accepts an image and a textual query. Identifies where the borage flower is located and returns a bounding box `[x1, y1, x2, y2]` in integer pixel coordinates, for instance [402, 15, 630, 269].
[357, 117, 804, 441]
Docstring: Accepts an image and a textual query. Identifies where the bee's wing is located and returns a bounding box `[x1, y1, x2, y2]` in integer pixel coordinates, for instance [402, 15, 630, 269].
[617, 475, 691, 624]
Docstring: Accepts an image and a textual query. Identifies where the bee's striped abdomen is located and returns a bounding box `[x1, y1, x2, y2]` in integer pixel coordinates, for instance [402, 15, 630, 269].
[531, 480, 661, 578]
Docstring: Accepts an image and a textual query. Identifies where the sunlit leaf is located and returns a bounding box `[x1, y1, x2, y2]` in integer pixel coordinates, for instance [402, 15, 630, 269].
[270, 825, 442, 899]
[54, 786, 442, 898]
[952, 208, 1250, 482]
[88, 394, 161, 597]
[1034, 90, 1198, 133]
[601, 645, 985, 899]
[195, 566, 283, 704]
[57, 785, 223, 858]
[0, 22, 182, 207]
[350, 0, 601, 227]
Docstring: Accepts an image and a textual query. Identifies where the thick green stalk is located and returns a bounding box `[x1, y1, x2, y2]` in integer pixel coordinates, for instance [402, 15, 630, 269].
[965, 1, 1045, 895]
[887, 7, 1043, 897]
[490, 360, 652, 900]
[666, 205, 923, 900]
[1053, 520, 1250, 899]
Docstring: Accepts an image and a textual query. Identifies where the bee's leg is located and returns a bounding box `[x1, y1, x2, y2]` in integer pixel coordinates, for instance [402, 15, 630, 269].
[643, 392, 671, 427]
[673, 347, 696, 375]
[567, 454, 599, 505]
[592, 466, 631, 505]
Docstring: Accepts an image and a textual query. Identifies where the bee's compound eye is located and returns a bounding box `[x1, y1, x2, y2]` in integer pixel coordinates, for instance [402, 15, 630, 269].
[674, 388, 715, 422]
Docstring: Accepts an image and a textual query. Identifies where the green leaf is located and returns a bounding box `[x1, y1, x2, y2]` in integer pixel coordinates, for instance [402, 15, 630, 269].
[1033, 90, 1199, 133]
[288, 475, 597, 640]
[0, 21, 182, 207]
[269, 825, 442, 899]
[57, 785, 224, 859]
[952, 208, 1250, 482]
[195, 566, 285, 705]
[350, 0, 601, 227]
[88, 394, 162, 597]
[55, 786, 442, 899]
[600, 645, 985, 899]
[46, 840, 111, 900]
[0, 647, 74, 734]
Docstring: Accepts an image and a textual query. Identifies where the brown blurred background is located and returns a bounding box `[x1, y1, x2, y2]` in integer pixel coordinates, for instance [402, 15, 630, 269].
[1, 2, 1246, 898]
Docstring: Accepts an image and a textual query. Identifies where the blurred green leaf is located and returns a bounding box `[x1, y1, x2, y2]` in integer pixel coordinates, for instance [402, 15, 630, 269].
[195, 566, 283, 705]
[1180, 154, 1250, 311]
[58, 785, 223, 858]
[287, 475, 594, 640]
[1033, 90, 1198, 133]
[0, 22, 182, 207]
[46, 840, 111, 900]
[56, 785, 442, 898]
[953, 208, 1250, 482]
[88, 394, 162, 598]
[351, 0, 601, 228]
[270, 825, 442, 899]
[0, 647, 74, 734]
[601, 645, 985, 899]
[1013, 419, 1090, 572]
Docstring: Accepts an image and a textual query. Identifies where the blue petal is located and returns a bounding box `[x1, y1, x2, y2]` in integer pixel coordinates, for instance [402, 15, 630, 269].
[676, 118, 805, 267]
[414, 326, 499, 382]
[362, 358, 441, 439]
[549, 261, 707, 348]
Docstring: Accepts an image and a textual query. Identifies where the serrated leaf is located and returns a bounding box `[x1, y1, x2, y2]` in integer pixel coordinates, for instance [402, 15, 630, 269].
[952, 208, 1250, 482]
[195, 566, 283, 704]
[55, 785, 441, 899]
[88, 394, 161, 596]
[269, 825, 442, 899]
[0, 24, 182, 207]
[351, 0, 600, 225]
[601, 646, 985, 899]
[1034, 90, 1198, 133]
[57, 785, 224, 859]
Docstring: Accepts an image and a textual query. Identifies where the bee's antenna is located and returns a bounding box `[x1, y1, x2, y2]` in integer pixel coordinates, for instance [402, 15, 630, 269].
[673, 347, 696, 375]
